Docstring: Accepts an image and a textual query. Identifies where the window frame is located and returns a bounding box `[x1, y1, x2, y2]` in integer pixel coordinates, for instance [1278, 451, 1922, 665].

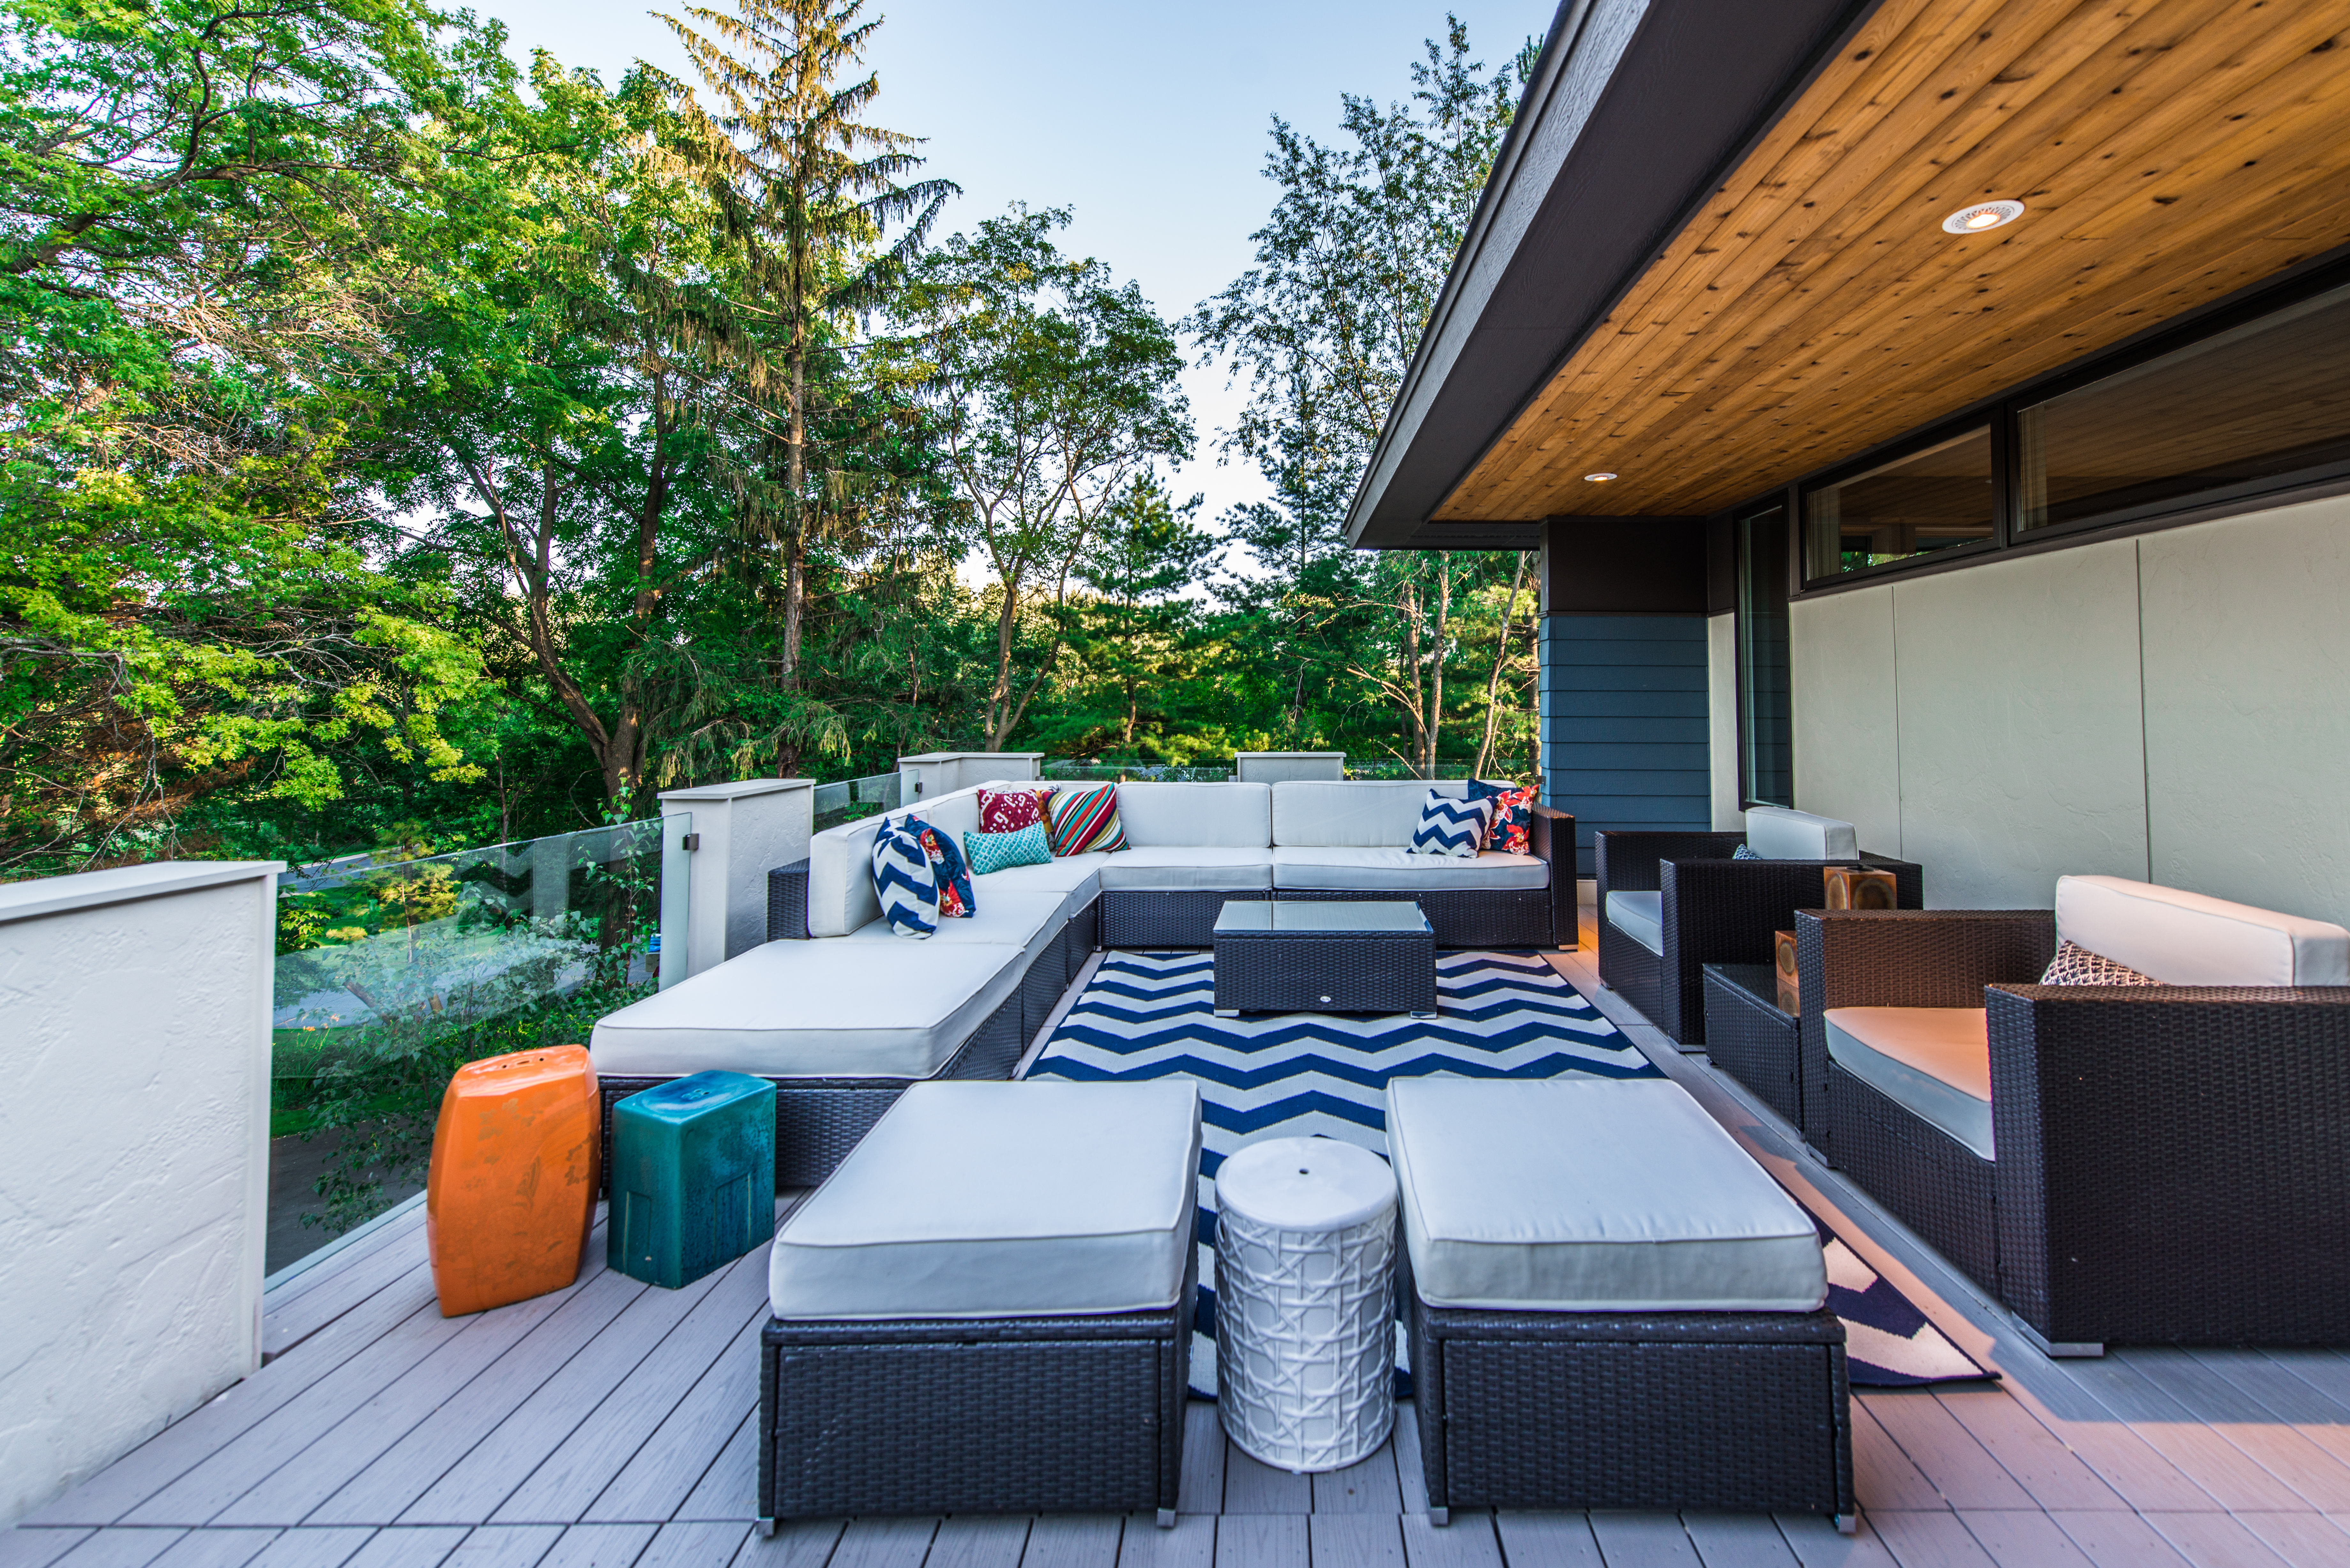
[1733, 498, 1795, 811]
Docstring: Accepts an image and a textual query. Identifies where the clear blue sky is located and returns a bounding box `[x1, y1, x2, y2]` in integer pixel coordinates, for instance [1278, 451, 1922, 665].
[478, 0, 1557, 528]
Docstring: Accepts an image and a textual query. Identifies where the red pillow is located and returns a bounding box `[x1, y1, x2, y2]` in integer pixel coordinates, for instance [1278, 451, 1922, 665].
[978, 785, 1052, 835]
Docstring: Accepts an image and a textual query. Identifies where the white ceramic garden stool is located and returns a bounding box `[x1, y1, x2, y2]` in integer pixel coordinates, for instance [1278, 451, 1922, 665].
[1213, 1135, 1397, 1472]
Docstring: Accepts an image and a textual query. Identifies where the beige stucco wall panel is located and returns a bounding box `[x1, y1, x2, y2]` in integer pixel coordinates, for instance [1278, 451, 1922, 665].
[2140, 495, 2350, 927]
[1891, 541, 2149, 908]
[1789, 584, 1902, 858]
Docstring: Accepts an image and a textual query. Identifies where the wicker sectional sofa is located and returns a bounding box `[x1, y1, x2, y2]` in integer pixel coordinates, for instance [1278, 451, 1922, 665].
[590, 779, 1572, 1184]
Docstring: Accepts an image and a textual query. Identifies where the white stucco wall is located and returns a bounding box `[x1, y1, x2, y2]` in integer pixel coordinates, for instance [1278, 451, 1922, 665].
[1706, 613, 1740, 829]
[0, 861, 281, 1523]
[654, 779, 813, 976]
[1785, 493, 2350, 923]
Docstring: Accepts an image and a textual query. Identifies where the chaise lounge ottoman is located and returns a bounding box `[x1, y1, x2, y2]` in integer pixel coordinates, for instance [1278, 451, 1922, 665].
[1388, 1077, 1853, 1525]
[758, 1079, 1201, 1530]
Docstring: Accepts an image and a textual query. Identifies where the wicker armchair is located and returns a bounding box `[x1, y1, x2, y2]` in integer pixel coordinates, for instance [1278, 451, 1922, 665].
[1594, 831, 1922, 1045]
[1797, 907, 2350, 1349]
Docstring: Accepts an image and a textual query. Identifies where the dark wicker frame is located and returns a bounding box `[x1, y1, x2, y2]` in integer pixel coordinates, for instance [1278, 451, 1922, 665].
[1593, 833, 1922, 1045]
[1796, 908, 2350, 1346]
[1101, 888, 1270, 948]
[1403, 1255, 1852, 1521]
[1213, 919, 1438, 1015]
[1700, 964, 1803, 1131]
[758, 1240, 1194, 1529]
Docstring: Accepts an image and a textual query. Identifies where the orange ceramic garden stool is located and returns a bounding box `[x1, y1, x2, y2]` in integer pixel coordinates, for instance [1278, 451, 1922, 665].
[427, 1044, 601, 1316]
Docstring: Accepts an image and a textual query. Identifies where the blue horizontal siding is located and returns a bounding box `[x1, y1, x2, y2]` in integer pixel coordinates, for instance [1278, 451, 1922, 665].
[1540, 613, 1711, 875]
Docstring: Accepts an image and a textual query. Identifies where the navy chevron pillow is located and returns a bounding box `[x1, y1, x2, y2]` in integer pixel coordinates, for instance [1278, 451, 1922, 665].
[871, 818, 939, 937]
[1408, 791, 1492, 858]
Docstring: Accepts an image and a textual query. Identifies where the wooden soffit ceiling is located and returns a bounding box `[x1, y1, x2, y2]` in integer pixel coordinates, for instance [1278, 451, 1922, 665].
[1437, 0, 2350, 522]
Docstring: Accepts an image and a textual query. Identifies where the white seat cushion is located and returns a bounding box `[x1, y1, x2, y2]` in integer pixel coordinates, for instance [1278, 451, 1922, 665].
[1271, 845, 1547, 891]
[840, 888, 1064, 962]
[1114, 782, 1272, 847]
[2055, 874, 2350, 986]
[1097, 846, 1274, 891]
[1744, 806, 1860, 861]
[1271, 780, 1470, 847]
[968, 852, 1105, 923]
[1606, 890, 1664, 955]
[1387, 1078, 1825, 1312]
[769, 1080, 1202, 1319]
[1823, 1007, 1993, 1160]
[588, 940, 1022, 1080]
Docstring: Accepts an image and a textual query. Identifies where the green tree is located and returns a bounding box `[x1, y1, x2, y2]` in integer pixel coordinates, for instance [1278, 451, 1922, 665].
[1071, 476, 1217, 752]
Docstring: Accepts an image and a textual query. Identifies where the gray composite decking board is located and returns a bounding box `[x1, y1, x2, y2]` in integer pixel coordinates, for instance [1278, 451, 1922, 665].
[1394, 1513, 1497, 1568]
[730, 1518, 841, 1568]
[264, 1239, 439, 1362]
[923, 1517, 1029, 1568]
[309, 1267, 648, 1527]
[2038, 1511, 2192, 1568]
[217, 1282, 583, 1526]
[827, 1518, 935, 1568]
[1304, 1514, 1400, 1568]
[670, 1415, 756, 1523]
[1389, 1413, 1427, 1517]
[1676, 1515, 1800, 1568]
[1212, 1518, 1302, 1568]
[2139, 1510, 2304, 1567]
[440, 1524, 562, 1566]
[1020, 1516, 1122, 1568]
[1489, 1514, 1603, 1568]
[123, 1300, 480, 1527]
[2054, 1355, 2324, 1513]
[1853, 1511, 1996, 1568]
[239, 1527, 378, 1568]
[531, 1524, 656, 1568]
[2188, 1349, 2350, 1446]
[1178, 1408, 1226, 1516]
[336, 1529, 467, 1568]
[143, 1528, 282, 1568]
[489, 1255, 770, 1525]
[1983, 1392, 2220, 1516]
[1579, 1514, 1700, 1568]
[1768, 1513, 1899, 1568]
[27, 1279, 448, 1527]
[1308, 1450, 1401, 1516]
[2234, 1510, 2350, 1565]
[392, 1260, 733, 1526]
[0, 1535, 95, 1568]
[1115, 1516, 1211, 1568]
[578, 1310, 764, 1523]
[1853, 1394, 2036, 1511]
[1846, 1403, 1946, 1512]
[46, 1531, 189, 1568]
[1220, 1454, 1309, 1517]
[264, 1206, 431, 1318]
[633, 1522, 751, 1568]
[2110, 1352, 2350, 1513]
[1950, 1511, 2096, 1568]
[1925, 1392, 2126, 1513]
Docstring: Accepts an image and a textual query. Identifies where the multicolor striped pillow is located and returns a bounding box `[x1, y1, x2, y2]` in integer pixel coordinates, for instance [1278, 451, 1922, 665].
[1045, 782, 1127, 856]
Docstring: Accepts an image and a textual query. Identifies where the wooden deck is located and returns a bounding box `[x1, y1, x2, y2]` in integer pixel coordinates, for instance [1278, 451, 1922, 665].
[10, 921, 2350, 1568]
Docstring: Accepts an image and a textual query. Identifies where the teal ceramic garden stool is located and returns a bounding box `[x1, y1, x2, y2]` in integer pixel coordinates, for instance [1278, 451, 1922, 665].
[609, 1071, 777, 1288]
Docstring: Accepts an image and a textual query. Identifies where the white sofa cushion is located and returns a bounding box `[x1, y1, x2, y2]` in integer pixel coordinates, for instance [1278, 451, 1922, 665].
[1823, 1007, 1993, 1160]
[588, 939, 1023, 1080]
[2055, 874, 2350, 986]
[1387, 1078, 1826, 1312]
[806, 786, 989, 938]
[840, 887, 1065, 962]
[1272, 780, 1470, 848]
[769, 1080, 1202, 1319]
[1605, 890, 1664, 956]
[966, 852, 1105, 923]
[1744, 806, 1860, 860]
[1271, 845, 1548, 891]
[1113, 782, 1272, 848]
[1097, 847, 1274, 891]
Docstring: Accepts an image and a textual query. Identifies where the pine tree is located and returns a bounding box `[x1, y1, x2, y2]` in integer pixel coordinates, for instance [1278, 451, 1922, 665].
[655, 0, 956, 676]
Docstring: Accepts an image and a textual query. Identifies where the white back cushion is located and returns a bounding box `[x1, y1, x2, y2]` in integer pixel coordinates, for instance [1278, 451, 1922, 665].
[806, 786, 984, 937]
[1272, 780, 1470, 847]
[1745, 806, 1860, 860]
[2055, 874, 2350, 986]
[1114, 782, 1272, 847]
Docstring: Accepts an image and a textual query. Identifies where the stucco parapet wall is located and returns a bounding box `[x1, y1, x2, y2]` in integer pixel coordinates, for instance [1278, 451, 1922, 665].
[895, 752, 1046, 766]
[0, 859, 286, 924]
[653, 777, 813, 803]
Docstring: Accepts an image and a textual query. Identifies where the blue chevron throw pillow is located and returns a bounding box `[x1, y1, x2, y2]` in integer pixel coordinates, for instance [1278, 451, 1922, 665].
[870, 818, 939, 937]
[1408, 791, 1492, 858]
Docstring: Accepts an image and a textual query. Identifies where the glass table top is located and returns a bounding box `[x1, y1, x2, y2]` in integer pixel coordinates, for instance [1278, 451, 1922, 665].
[1212, 901, 1432, 935]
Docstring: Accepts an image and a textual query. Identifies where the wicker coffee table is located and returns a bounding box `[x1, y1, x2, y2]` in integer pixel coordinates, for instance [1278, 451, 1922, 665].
[1212, 900, 1436, 1017]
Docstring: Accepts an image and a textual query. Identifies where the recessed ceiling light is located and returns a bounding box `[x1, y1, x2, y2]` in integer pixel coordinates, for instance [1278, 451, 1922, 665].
[1941, 199, 2024, 235]
[1583, 471, 1618, 483]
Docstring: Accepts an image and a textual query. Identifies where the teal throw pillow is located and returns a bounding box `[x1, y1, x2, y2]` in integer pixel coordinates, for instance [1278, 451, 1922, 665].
[964, 821, 1052, 875]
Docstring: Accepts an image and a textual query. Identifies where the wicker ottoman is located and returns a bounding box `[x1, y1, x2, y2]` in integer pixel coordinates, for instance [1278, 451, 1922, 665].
[758, 1079, 1201, 1531]
[1388, 1078, 1854, 1527]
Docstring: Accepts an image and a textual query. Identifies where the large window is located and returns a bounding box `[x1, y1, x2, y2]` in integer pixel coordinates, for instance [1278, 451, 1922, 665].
[1803, 426, 1996, 580]
[1738, 504, 1792, 808]
[2016, 280, 2350, 532]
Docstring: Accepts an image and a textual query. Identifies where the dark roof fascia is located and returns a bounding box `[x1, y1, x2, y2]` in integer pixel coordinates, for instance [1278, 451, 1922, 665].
[1345, 0, 1879, 549]
[1396, 522, 1547, 551]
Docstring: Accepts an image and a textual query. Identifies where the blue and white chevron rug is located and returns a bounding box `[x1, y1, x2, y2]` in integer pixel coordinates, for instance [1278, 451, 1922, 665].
[1025, 949, 1985, 1392]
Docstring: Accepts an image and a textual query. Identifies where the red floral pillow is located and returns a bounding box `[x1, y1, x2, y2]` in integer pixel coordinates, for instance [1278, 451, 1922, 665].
[1468, 780, 1536, 856]
[978, 785, 1052, 834]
